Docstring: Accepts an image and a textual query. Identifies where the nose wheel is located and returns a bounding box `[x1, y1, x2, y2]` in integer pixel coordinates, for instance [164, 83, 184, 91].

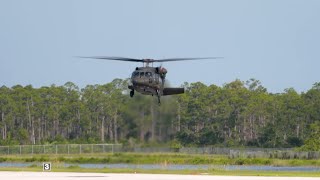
[130, 90, 134, 97]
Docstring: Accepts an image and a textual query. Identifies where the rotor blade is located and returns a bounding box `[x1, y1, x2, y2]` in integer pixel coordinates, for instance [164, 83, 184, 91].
[77, 56, 143, 62]
[155, 57, 223, 62]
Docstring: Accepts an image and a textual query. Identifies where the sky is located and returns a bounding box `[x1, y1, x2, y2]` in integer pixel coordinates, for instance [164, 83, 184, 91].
[0, 0, 319, 93]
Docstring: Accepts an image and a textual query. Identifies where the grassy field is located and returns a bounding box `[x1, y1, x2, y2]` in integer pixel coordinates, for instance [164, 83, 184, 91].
[1, 166, 320, 177]
[1, 153, 320, 177]
[1, 153, 320, 166]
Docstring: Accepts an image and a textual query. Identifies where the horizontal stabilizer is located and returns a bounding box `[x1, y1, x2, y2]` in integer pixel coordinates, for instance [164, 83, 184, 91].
[163, 88, 184, 96]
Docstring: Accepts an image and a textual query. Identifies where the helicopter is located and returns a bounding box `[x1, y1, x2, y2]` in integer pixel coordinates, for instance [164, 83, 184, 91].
[80, 56, 222, 104]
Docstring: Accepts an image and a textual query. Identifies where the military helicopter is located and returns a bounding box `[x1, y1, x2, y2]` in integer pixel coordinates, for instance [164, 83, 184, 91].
[80, 56, 222, 104]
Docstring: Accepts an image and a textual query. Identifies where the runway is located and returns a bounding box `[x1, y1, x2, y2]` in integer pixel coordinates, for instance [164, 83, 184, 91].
[0, 172, 319, 180]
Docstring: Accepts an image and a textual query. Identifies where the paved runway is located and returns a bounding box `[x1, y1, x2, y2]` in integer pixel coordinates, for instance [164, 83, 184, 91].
[0, 172, 319, 180]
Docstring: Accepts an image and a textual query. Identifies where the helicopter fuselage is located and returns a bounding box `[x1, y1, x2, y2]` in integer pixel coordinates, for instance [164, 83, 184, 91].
[129, 67, 162, 96]
[128, 66, 184, 104]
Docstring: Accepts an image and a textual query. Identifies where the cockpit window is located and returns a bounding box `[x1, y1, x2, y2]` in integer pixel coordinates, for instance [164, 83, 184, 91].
[139, 72, 144, 77]
[145, 72, 152, 77]
[132, 72, 139, 77]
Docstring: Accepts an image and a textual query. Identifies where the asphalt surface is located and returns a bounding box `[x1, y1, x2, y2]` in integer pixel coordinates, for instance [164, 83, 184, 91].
[0, 172, 320, 180]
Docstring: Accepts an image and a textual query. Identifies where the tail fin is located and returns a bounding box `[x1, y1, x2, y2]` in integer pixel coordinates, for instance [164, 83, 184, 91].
[163, 88, 184, 96]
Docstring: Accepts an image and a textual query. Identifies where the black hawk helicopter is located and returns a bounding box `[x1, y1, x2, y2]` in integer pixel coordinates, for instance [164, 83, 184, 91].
[80, 56, 222, 104]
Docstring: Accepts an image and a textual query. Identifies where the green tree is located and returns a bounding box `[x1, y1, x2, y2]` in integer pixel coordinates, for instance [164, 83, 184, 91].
[300, 122, 320, 151]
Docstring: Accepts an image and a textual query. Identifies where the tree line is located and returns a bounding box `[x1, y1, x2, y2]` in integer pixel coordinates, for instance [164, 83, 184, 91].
[0, 78, 319, 149]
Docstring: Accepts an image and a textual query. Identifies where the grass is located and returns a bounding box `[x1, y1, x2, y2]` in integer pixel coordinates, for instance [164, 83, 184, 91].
[1, 153, 320, 177]
[1, 166, 320, 177]
[1, 153, 320, 166]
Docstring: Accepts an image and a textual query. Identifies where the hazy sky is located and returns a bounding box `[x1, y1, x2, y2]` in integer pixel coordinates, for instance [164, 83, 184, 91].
[0, 0, 319, 93]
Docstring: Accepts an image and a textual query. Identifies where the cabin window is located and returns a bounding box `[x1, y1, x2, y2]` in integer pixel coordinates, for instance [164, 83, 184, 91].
[145, 72, 152, 77]
[154, 73, 159, 82]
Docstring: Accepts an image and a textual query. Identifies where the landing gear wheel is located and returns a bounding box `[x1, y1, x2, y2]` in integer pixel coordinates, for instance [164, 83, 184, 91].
[130, 90, 134, 97]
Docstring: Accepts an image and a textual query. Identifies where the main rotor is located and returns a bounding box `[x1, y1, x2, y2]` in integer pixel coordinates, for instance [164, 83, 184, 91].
[79, 56, 223, 67]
